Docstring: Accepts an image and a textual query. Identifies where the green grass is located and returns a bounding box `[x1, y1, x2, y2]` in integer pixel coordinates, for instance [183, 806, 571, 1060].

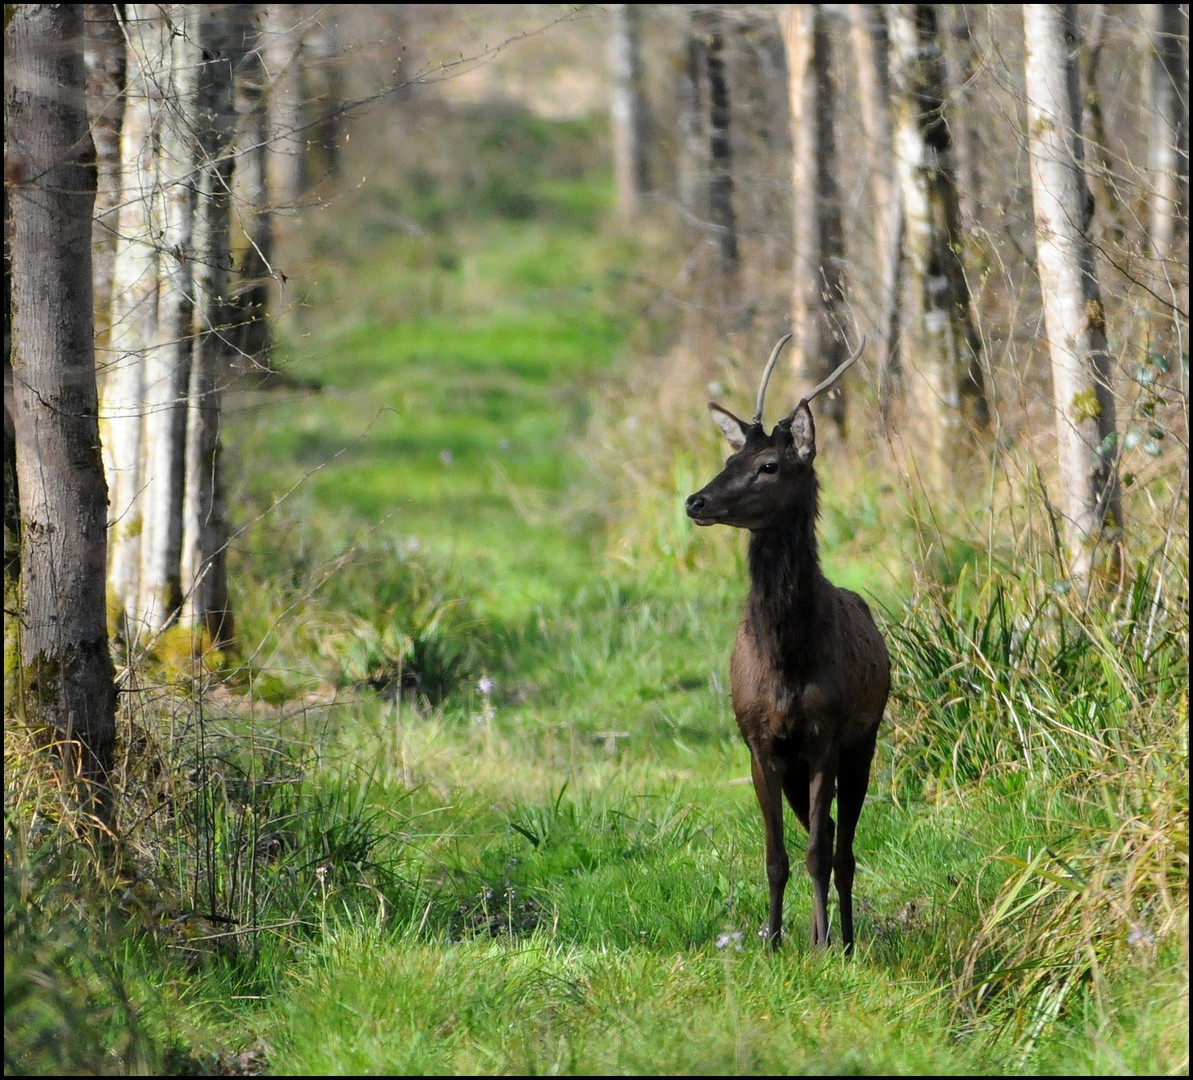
[5, 98, 1188, 1076]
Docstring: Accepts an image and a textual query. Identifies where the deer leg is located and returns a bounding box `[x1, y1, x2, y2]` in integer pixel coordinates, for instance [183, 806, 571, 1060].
[750, 751, 788, 950]
[806, 749, 838, 947]
[834, 734, 878, 953]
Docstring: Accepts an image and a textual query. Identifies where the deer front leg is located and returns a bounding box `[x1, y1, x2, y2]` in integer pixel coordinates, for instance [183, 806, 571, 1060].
[806, 749, 838, 946]
[750, 751, 788, 951]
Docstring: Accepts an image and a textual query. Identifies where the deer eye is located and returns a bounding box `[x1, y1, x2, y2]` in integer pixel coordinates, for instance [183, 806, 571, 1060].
[758, 461, 778, 475]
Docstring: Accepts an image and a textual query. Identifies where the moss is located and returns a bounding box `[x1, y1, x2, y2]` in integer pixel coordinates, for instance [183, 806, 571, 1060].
[1070, 388, 1101, 423]
[1084, 295, 1106, 335]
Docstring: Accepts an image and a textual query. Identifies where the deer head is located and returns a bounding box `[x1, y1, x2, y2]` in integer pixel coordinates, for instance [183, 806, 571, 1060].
[685, 334, 865, 531]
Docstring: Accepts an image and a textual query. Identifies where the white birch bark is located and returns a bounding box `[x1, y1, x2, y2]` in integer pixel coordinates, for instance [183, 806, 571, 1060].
[137, 8, 198, 636]
[103, 5, 198, 641]
[608, 4, 649, 221]
[1023, 4, 1123, 587]
[887, 3, 988, 481]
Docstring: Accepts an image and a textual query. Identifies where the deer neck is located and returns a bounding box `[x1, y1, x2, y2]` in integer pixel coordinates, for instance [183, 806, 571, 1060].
[745, 503, 824, 676]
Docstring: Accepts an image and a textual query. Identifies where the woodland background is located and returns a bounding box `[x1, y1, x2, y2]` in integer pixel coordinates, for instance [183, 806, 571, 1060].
[3, 4, 1188, 1074]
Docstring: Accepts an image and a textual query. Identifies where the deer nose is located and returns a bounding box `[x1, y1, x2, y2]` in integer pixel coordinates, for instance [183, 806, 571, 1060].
[685, 493, 706, 516]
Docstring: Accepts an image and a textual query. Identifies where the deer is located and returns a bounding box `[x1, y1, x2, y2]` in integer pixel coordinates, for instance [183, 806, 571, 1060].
[685, 334, 890, 952]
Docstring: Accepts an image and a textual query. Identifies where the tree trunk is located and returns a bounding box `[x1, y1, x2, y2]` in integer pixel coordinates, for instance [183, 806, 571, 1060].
[847, 4, 903, 414]
[677, 26, 707, 223]
[942, 6, 980, 235]
[6, 3, 117, 821]
[1023, 3, 1123, 590]
[262, 3, 307, 339]
[1146, 4, 1189, 272]
[694, 9, 738, 278]
[783, 4, 848, 435]
[608, 4, 649, 221]
[887, 3, 989, 482]
[102, 5, 197, 643]
[181, 7, 240, 649]
[85, 2, 127, 376]
[1079, 6, 1127, 245]
[303, 12, 343, 184]
[229, 3, 274, 370]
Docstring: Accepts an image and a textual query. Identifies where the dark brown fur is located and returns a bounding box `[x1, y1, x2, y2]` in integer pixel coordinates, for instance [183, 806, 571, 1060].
[686, 397, 889, 950]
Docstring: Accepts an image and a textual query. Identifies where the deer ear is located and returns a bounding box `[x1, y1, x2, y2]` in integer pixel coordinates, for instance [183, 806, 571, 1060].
[787, 401, 816, 461]
[708, 403, 750, 451]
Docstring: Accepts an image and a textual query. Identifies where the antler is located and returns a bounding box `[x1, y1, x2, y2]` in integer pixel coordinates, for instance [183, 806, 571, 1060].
[752, 334, 793, 425]
[798, 334, 867, 407]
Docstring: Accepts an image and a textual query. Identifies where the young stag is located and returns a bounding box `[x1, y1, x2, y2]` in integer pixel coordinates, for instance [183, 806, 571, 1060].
[685, 335, 890, 951]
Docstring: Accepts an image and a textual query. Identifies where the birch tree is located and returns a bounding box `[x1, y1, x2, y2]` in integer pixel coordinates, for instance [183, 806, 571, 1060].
[783, 4, 849, 435]
[608, 4, 649, 221]
[6, 3, 117, 820]
[102, 5, 240, 649]
[1146, 4, 1189, 273]
[887, 3, 988, 481]
[848, 4, 903, 415]
[229, 3, 274, 368]
[1023, 4, 1123, 588]
[103, 5, 196, 642]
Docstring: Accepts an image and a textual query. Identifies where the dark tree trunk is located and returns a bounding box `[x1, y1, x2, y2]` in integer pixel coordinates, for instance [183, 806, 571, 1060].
[1147, 3, 1189, 269]
[695, 9, 738, 277]
[181, 6, 240, 649]
[6, 3, 117, 822]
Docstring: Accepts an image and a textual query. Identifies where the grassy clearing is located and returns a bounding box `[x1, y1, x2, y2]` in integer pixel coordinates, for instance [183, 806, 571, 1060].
[5, 99, 1188, 1075]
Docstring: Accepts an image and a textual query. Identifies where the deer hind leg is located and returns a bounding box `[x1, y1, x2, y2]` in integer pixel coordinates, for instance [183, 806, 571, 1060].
[834, 731, 878, 953]
[750, 751, 788, 951]
[806, 748, 839, 946]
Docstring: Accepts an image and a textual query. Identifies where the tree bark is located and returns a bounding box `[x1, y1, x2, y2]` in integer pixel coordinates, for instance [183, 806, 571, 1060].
[887, 3, 989, 481]
[783, 4, 848, 435]
[85, 2, 127, 374]
[102, 4, 197, 642]
[102, 5, 245, 647]
[181, 7, 240, 649]
[694, 9, 738, 278]
[1146, 4, 1189, 272]
[1079, 6, 1127, 245]
[1023, 3, 1123, 589]
[228, 3, 274, 369]
[847, 4, 903, 414]
[6, 3, 117, 821]
[608, 4, 649, 221]
[677, 24, 707, 223]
